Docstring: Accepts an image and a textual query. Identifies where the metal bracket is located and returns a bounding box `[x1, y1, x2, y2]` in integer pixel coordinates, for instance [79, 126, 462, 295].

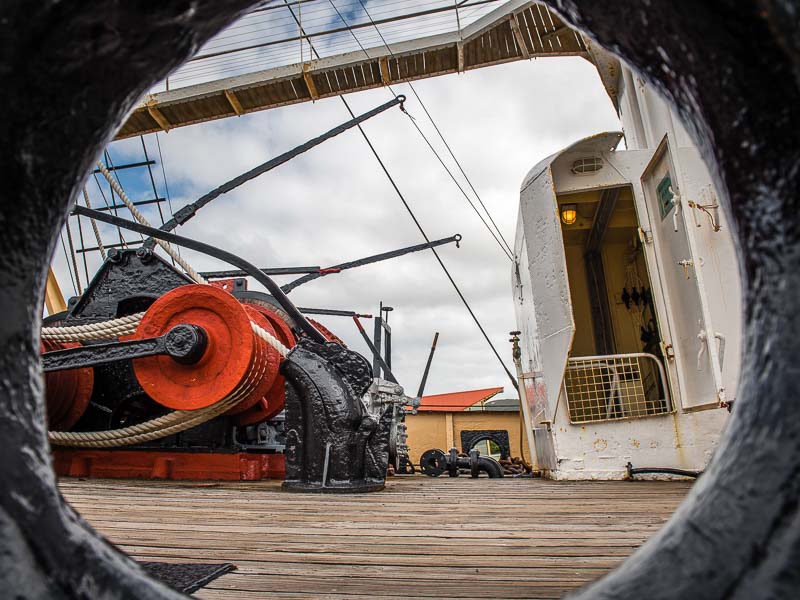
[687, 186, 722, 231]
[42, 324, 207, 372]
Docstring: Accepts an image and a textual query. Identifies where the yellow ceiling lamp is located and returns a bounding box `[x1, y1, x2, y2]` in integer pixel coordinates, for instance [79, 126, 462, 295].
[560, 204, 578, 225]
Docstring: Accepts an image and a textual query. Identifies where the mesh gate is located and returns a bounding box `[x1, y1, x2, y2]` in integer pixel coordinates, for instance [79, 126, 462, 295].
[564, 353, 671, 424]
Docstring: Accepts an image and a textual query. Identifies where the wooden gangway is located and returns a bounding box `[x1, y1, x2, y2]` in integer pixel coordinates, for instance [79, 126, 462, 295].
[61, 476, 691, 599]
[118, 1, 589, 140]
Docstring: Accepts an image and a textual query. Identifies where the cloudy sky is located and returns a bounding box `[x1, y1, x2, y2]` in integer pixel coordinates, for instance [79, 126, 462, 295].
[55, 52, 620, 398]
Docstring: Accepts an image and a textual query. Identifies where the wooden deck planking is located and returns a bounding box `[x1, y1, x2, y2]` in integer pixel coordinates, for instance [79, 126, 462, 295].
[60, 476, 691, 599]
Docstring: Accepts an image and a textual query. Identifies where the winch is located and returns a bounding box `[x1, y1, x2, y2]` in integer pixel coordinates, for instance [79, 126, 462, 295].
[41, 248, 402, 491]
[38, 96, 454, 491]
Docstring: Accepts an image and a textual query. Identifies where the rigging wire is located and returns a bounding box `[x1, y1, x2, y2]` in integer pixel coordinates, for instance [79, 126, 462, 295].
[341, 98, 518, 390]
[286, 1, 518, 389]
[140, 136, 167, 226]
[82, 188, 107, 260]
[154, 132, 181, 260]
[327, 0, 513, 261]
[355, 0, 514, 258]
[103, 150, 144, 242]
[155, 133, 174, 214]
[204, 0, 487, 47]
[64, 216, 81, 293]
[92, 172, 127, 248]
[190, 0, 498, 62]
[171, 16, 464, 82]
[59, 231, 78, 297]
[400, 113, 513, 260]
[197, 7, 457, 55]
[214, 0, 437, 39]
[140, 135, 176, 267]
[73, 210, 90, 285]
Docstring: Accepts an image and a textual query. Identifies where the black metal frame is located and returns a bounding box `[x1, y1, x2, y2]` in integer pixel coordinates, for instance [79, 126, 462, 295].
[282, 234, 461, 293]
[73, 205, 326, 343]
[144, 95, 406, 246]
[42, 324, 208, 372]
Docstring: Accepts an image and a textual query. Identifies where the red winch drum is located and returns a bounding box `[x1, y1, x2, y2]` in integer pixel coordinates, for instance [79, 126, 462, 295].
[132, 284, 281, 412]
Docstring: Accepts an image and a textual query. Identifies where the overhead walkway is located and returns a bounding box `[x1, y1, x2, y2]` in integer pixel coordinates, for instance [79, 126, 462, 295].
[117, 1, 589, 139]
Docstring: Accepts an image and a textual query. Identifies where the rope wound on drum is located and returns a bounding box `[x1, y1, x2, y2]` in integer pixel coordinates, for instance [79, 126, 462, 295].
[90, 161, 289, 356]
[43, 172, 295, 446]
[45, 284, 295, 447]
[45, 97, 408, 446]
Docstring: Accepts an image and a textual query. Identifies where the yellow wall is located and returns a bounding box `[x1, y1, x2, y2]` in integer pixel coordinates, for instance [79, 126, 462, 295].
[564, 234, 652, 356]
[601, 238, 650, 353]
[405, 411, 532, 465]
[564, 244, 597, 356]
[559, 184, 653, 357]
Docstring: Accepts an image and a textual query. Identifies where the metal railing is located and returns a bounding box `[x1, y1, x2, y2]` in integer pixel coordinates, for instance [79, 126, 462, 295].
[564, 353, 671, 424]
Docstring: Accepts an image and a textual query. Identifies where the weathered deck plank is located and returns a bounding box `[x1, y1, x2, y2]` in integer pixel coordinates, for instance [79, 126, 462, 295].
[59, 476, 691, 599]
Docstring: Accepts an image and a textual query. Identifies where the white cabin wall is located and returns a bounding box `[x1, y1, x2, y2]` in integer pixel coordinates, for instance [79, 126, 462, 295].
[547, 148, 731, 478]
[618, 68, 649, 150]
[617, 64, 694, 151]
[512, 186, 563, 472]
[512, 214, 541, 377]
[516, 165, 575, 422]
[617, 63, 742, 405]
[549, 390, 728, 479]
[674, 147, 743, 403]
[512, 54, 742, 478]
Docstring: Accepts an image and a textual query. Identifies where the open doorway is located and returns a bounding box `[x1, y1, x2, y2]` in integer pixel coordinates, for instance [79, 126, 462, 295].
[556, 185, 670, 423]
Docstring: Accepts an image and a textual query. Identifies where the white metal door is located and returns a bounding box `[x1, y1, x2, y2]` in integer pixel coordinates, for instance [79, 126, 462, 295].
[641, 140, 725, 409]
[518, 165, 575, 417]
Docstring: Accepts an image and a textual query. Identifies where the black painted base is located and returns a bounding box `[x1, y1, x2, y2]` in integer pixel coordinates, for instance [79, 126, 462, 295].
[281, 339, 392, 494]
[282, 481, 385, 494]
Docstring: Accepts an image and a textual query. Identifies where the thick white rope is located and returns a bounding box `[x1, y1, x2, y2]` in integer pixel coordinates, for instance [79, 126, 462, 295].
[45, 166, 293, 446]
[95, 161, 289, 355]
[49, 313, 278, 447]
[49, 395, 240, 447]
[95, 162, 207, 285]
[42, 312, 144, 342]
[252, 321, 290, 357]
[46, 303, 290, 446]
[82, 187, 106, 260]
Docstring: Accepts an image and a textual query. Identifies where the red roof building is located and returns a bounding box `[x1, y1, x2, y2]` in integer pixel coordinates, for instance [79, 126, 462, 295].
[414, 387, 504, 412]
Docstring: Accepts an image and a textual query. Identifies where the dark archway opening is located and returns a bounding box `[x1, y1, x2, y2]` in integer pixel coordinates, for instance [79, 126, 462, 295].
[461, 429, 512, 460]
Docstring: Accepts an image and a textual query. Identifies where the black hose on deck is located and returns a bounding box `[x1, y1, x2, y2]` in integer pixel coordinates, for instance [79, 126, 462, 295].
[626, 462, 701, 479]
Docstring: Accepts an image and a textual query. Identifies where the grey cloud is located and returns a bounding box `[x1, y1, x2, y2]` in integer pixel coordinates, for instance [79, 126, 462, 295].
[54, 56, 619, 397]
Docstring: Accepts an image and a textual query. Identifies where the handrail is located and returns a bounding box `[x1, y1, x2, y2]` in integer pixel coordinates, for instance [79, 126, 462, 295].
[565, 352, 671, 423]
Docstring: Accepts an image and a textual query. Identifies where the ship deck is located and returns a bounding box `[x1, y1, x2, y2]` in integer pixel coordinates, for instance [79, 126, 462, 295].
[61, 476, 691, 599]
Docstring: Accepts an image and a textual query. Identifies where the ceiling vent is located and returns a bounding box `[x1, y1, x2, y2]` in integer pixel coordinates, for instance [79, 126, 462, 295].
[571, 157, 604, 175]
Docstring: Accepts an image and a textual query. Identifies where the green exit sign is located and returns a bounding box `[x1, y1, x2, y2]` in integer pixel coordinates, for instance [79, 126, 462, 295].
[657, 173, 675, 220]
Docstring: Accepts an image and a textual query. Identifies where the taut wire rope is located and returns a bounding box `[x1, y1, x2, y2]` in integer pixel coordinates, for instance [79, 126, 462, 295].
[288, 1, 518, 389]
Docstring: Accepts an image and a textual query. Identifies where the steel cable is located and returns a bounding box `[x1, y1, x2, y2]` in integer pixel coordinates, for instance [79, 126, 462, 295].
[286, 0, 518, 389]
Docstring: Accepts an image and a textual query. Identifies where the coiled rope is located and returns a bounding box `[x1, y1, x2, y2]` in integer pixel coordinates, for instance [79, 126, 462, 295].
[41, 311, 289, 357]
[49, 327, 277, 446]
[47, 317, 288, 447]
[45, 165, 292, 446]
[41, 312, 144, 342]
[95, 162, 207, 285]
